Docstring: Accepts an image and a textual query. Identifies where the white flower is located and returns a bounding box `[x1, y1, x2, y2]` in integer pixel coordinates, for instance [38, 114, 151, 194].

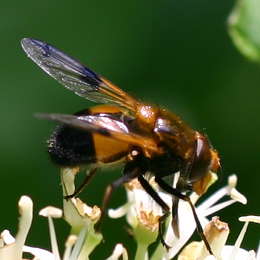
[60, 167, 103, 259]
[109, 176, 172, 259]
[0, 170, 257, 260]
[0, 167, 103, 260]
[178, 215, 260, 260]
[0, 195, 55, 260]
[109, 174, 248, 260]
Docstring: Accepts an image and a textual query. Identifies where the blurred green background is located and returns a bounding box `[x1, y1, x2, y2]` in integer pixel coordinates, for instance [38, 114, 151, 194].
[0, 0, 259, 258]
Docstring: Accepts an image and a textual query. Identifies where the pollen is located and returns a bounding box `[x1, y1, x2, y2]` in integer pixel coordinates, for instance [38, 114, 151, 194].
[138, 209, 160, 232]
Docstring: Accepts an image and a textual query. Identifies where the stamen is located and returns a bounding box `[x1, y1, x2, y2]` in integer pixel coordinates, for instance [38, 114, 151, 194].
[39, 207, 61, 260]
[39, 206, 63, 218]
[201, 199, 236, 217]
[15, 196, 33, 259]
[239, 216, 260, 224]
[198, 187, 228, 211]
[70, 227, 87, 260]
[228, 174, 237, 188]
[230, 222, 249, 259]
[230, 189, 247, 205]
[63, 235, 77, 260]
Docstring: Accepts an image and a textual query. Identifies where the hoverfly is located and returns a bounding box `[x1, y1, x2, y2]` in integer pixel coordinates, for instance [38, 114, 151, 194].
[21, 38, 220, 254]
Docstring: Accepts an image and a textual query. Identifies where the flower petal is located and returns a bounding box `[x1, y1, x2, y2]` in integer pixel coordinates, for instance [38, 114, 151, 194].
[106, 243, 128, 260]
[23, 245, 55, 260]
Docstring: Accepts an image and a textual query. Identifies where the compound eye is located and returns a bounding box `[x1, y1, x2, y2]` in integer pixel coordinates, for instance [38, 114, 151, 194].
[189, 136, 211, 182]
[196, 137, 204, 158]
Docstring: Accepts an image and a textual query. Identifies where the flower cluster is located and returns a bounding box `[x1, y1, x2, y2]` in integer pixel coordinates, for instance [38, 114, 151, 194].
[0, 169, 259, 260]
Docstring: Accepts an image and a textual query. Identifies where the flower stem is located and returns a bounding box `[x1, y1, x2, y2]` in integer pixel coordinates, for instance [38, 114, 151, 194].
[135, 243, 149, 260]
[78, 228, 102, 260]
[151, 244, 165, 260]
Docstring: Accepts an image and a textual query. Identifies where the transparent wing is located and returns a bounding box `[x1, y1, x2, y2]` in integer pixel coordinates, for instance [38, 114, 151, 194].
[21, 38, 137, 111]
[36, 113, 158, 152]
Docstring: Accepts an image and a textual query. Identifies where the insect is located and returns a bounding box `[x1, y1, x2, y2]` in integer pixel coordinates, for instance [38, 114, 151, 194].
[21, 38, 220, 254]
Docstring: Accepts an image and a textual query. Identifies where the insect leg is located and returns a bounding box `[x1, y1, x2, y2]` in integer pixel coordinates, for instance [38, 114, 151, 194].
[171, 197, 180, 238]
[155, 176, 213, 255]
[97, 166, 141, 230]
[65, 168, 98, 199]
[138, 175, 171, 249]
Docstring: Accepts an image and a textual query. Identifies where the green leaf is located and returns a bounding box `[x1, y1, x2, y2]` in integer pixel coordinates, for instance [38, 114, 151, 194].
[228, 0, 260, 62]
